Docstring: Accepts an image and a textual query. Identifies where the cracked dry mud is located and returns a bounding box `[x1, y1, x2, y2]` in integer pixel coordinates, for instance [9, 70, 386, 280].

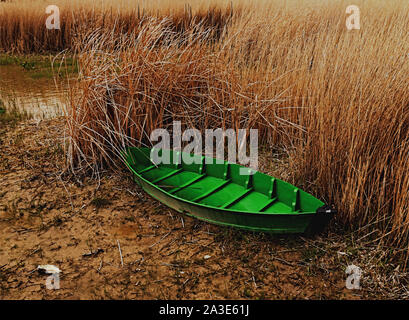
[0, 118, 367, 299]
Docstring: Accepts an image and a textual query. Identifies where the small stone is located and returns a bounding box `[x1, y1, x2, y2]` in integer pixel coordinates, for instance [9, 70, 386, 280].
[37, 265, 61, 274]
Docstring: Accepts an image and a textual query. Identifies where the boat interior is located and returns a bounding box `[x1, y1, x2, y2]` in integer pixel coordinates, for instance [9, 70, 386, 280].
[126, 148, 323, 214]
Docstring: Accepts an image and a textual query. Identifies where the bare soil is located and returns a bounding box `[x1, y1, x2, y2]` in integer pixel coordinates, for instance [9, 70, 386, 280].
[0, 118, 407, 299]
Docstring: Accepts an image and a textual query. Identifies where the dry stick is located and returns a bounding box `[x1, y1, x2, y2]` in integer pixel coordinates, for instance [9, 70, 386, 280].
[149, 232, 171, 248]
[98, 259, 103, 272]
[13, 227, 35, 234]
[271, 255, 296, 267]
[161, 262, 180, 267]
[117, 240, 124, 267]
[55, 173, 74, 213]
[251, 271, 257, 289]
[158, 237, 178, 253]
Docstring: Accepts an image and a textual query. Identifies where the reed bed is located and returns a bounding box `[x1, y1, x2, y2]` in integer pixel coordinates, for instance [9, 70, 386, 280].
[0, 0, 234, 53]
[67, 19, 275, 170]
[3, 0, 409, 261]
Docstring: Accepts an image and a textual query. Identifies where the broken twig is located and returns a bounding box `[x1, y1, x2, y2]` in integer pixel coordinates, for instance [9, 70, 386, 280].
[117, 240, 124, 267]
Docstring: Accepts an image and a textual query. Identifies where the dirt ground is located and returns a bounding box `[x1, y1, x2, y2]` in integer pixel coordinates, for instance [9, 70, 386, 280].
[0, 118, 408, 300]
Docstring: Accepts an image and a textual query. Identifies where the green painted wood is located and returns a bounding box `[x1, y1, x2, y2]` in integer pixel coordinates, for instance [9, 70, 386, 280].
[123, 147, 335, 234]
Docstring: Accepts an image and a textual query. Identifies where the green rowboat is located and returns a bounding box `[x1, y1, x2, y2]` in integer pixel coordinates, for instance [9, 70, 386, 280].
[124, 147, 335, 234]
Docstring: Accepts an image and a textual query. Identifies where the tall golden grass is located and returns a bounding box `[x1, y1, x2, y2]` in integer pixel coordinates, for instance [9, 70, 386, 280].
[0, 0, 234, 53]
[2, 0, 409, 260]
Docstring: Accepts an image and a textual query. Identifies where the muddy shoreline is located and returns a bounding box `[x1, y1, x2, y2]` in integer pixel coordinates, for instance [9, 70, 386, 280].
[0, 118, 407, 299]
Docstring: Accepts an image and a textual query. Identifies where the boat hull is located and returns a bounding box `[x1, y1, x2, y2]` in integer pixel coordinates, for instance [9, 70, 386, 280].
[127, 158, 334, 234]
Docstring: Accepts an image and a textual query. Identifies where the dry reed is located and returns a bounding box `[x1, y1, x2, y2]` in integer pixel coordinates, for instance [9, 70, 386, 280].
[2, 0, 409, 262]
[0, 0, 234, 53]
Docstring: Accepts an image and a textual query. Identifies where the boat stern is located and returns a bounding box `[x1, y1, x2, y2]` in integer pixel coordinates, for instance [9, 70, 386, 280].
[305, 205, 337, 235]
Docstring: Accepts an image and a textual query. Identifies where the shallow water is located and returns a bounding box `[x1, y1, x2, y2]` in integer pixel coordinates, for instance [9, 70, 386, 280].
[0, 65, 68, 120]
